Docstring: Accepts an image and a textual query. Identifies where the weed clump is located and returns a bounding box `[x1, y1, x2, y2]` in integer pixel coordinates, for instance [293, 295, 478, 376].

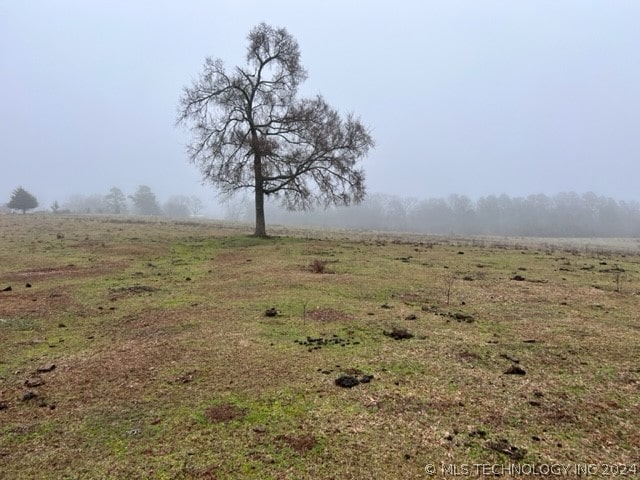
[309, 259, 331, 274]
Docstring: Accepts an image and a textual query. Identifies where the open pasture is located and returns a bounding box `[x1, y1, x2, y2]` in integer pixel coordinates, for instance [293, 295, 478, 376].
[1, 215, 639, 479]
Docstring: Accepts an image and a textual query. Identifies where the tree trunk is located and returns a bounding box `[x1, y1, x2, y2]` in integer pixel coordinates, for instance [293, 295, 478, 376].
[254, 186, 266, 237]
[253, 154, 267, 237]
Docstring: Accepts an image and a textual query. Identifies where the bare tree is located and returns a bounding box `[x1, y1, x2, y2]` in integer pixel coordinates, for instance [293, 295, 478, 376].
[176, 23, 374, 236]
[63, 194, 106, 214]
[163, 195, 191, 218]
[188, 195, 204, 216]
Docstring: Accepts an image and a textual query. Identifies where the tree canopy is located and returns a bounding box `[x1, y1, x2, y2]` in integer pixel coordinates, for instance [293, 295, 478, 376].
[7, 187, 38, 214]
[129, 185, 161, 216]
[177, 23, 374, 236]
[163, 195, 191, 218]
[105, 187, 128, 214]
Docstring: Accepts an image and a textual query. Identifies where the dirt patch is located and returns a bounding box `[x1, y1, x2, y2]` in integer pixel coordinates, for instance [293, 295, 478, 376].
[540, 403, 577, 424]
[204, 404, 247, 423]
[23, 309, 197, 412]
[276, 434, 317, 453]
[6, 265, 82, 278]
[108, 308, 196, 342]
[1, 264, 119, 282]
[0, 290, 80, 319]
[215, 250, 253, 265]
[305, 307, 352, 322]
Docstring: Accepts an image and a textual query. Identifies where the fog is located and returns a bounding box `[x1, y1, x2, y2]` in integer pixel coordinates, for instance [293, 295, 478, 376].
[2, 1, 640, 222]
[221, 192, 640, 238]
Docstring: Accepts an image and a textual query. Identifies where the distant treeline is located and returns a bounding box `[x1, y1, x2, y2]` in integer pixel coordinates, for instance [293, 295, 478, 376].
[235, 192, 640, 237]
[58, 186, 204, 218]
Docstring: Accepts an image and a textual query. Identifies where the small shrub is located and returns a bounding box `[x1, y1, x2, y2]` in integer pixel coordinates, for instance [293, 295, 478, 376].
[310, 259, 329, 274]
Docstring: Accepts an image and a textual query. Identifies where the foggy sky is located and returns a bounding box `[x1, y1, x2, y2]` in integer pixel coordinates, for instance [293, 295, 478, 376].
[2, 1, 639, 214]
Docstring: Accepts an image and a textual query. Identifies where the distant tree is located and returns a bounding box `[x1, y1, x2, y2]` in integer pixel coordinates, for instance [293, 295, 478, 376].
[188, 195, 204, 216]
[448, 194, 476, 234]
[129, 185, 162, 215]
[50, 200, 60, 214]
[7, 187, 38, 214]
[334, 193, 388, 230]
[223, 195, 252, 222]
[177, 23, 374, 236]
[163, 195, 191, 218]
[105, 187, 128, 214]
[62, 194, 106, 214]
[410, 198, 453, 234]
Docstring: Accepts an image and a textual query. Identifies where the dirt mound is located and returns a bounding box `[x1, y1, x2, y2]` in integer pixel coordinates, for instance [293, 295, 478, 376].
[383, 327, 413, 340]
[335, 374, 374, 388]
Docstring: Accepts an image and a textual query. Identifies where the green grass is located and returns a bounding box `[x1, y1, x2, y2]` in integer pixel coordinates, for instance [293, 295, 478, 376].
[0, 214, 639, 479]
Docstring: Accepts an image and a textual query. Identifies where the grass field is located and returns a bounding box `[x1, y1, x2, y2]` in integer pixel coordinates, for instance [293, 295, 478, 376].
[1, 215, 639, 479]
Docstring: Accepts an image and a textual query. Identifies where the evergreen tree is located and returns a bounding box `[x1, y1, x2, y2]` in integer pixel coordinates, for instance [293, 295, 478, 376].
[7, 187, 38, 214]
